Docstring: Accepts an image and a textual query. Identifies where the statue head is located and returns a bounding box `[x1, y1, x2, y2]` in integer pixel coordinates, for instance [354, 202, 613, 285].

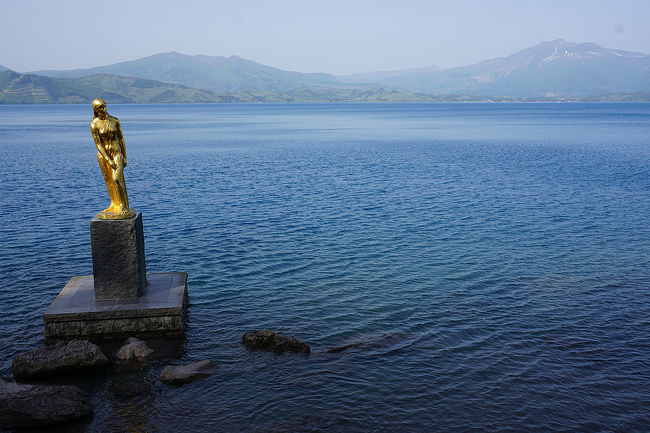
[92, 98, 107, 120]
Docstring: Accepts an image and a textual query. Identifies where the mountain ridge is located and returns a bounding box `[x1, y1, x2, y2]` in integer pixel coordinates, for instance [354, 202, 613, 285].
[377, 39, 650, 97]
[30, 52, 341, 93]
[3, 40, 650, 102]
[22, 39, 650, 97]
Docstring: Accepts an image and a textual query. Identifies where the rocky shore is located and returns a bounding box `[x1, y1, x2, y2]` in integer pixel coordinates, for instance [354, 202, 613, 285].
[1, 330, 310, 430]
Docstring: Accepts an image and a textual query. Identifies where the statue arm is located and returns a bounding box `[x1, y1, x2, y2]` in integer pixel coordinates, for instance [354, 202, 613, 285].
[91, 123, 116, 169]
[116, 120, 127, 167]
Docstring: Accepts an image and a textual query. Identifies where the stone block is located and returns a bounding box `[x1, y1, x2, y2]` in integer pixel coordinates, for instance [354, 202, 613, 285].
[43, 272, 188, 342]
[90, 212, 146, 299]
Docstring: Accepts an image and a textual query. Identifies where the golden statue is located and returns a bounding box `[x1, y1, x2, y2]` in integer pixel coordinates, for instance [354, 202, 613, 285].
[91, 99, 136, 219]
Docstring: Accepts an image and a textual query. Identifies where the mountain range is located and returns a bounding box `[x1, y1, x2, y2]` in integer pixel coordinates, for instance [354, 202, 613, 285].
[374, 40, 650, 97]
[2, 39, 650, 103]
[31, 52, 340, 93]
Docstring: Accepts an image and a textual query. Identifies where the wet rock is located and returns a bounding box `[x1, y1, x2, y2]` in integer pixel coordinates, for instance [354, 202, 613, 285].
[160, 360, 219, 385]
[12, 339, 108, 379]
[112, 337, 154, 371]
[242, 329, 310, 354]
[0, 379, 92, 429]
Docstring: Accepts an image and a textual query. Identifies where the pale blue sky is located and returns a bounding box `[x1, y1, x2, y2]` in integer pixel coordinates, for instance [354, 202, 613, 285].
[1, 0, 649, 74]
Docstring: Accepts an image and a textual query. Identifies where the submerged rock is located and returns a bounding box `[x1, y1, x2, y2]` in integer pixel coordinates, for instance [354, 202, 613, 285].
[12, 339, 108, 379]
[242, 329, 310, 354]
[112, 337, 154, 371]
[326, 343, 357, 354]
[160, 360, 219, 385]
[112, 380, 153, 398]
[0, 379, 92, 429]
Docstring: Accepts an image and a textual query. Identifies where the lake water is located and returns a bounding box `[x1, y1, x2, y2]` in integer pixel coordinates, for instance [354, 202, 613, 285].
[0, 103, 649, 432]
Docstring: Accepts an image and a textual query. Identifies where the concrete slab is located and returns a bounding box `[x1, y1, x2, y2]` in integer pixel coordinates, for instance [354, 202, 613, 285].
[43, 272, 188, 342]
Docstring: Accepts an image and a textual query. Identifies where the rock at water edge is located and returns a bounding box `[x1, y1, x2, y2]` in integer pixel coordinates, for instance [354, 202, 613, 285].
[12, 339, 108, 379]
[112, 337, 154, 371]
[0, 379, 92, 429]
[242, 329, 310, 354]
[160, 360, 219, 385]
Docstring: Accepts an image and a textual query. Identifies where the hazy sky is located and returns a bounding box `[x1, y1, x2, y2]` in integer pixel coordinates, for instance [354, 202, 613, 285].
[2, 0, 649, 75]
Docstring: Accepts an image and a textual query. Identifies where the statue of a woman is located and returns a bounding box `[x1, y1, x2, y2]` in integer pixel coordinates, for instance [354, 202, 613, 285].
[91, 99, 136, 219]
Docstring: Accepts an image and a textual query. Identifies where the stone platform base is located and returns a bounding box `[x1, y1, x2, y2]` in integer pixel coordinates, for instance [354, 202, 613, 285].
[43, 272, 188, 343]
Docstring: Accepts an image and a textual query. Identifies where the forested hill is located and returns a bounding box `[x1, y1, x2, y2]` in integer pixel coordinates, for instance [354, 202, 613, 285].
[2, 68, 649, 104]
[0, 71, 233, 103]
[0, 70, 497, 103]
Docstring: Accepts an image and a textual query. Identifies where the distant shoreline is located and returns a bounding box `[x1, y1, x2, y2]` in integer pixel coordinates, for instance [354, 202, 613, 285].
[3, 100, 650, 105]
[2, 68, 649, 104]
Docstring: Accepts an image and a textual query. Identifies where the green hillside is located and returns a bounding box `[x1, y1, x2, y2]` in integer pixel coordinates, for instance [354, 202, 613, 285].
[0, 70, 503, 103]
[227, 87, 504, 103]
[2, 69, 648, 104]
[0, 71, 233, 104]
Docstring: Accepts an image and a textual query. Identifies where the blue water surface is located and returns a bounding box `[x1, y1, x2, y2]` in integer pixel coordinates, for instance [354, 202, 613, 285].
[0, 103, 649, 432]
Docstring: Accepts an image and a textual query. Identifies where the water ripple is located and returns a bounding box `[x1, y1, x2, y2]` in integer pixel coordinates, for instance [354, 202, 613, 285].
[1, 103, 649, 432]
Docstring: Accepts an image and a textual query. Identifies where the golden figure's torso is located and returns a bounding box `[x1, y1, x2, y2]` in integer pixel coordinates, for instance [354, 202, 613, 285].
[92, 116, 120, 156]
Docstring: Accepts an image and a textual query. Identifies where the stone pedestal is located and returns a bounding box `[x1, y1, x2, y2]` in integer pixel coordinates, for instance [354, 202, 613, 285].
[90, 213, 146, 299]
[43, 273, 188, 342]
[43, 212, 188, 342]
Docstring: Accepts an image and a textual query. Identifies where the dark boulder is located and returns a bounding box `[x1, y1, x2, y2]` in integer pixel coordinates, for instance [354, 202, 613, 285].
[0, 379, 92, 429]
[12, 339, 108, 379]
[242, 330, 310, 354]
[160, 360, 219, 385]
